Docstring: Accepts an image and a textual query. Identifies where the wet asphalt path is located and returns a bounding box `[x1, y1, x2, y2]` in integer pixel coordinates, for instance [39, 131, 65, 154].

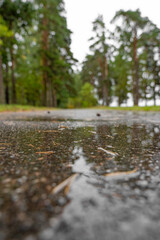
[0, 109, 160, 240]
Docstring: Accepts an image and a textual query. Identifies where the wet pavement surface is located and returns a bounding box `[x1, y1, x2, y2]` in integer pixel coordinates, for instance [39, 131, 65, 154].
[0, 109, 160, 240]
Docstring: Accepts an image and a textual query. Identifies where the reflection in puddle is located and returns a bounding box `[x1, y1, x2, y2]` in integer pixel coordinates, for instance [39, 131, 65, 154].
[72, 146, 93, 175]
[0, 121, 160, 239]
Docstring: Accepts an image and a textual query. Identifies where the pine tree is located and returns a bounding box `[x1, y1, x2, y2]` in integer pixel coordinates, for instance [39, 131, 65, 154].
[140, 27, 160, 105]
[0, 16, 12, 104]
[82, 15, 111, 106]
[0, 0, 34, 104]
[36, 0, 75, 107]
[111, 9, 153, 106]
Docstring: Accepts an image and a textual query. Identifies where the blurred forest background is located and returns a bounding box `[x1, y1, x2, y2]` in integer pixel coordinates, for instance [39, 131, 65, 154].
[0, 0, 160, 108]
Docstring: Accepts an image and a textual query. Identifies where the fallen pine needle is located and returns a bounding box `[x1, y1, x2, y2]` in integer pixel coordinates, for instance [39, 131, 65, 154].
[43, 130, 59, 133]
[52, 141, 60, 146]
[36, 151, 54, 155]
[106, 135, 114, 139]
[104, 168, 138, 177]
[28, 144, 34, 148]
[0, 143, 11, 145]
[58, 126, 68, 129]
[89, 131, 96, 134]
[98, 147, 118, 156]
[52, 173, 78, 195]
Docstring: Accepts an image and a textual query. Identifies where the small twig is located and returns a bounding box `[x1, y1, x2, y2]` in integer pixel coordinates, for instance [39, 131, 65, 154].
[36, 151, 54, 155]
[104, 168, 138, 177]
[28, 144, 34, 148]
[43, 130, 59, 133]
[106, 135, 114, 139]
[51, 173, 79, 195]
[98, 147, 118, 156]
[89, 131, 96, 134]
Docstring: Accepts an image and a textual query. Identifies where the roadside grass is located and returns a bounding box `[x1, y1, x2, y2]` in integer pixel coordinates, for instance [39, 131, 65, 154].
[93, 105, 160, 111]
[0, 104, 57, 112]
[0, 104, 160, 112]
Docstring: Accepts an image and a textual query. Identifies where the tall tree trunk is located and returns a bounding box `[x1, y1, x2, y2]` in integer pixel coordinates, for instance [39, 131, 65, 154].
[144, 83, 147, 106]
[153, 86, 156, 106]
[104, 56, 109, 106]
[5, 62, 9, 104]
[118, 97, 121, 107]
[98, 56, 109, 106]
[133, 26, 139, 106]
[42, 6, 49, 106]
[0, 54, 5, 104]
[52, 88, 57, 107]
[46, 79, 53, 107]
[102, 85, 109, 106]
[10, 46, 16, 104]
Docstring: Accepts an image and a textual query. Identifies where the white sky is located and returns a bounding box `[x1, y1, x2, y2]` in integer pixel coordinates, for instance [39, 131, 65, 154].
[64, 0, 160, 64]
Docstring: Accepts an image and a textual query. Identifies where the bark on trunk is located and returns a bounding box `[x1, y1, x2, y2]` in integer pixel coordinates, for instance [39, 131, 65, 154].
[98, 56, 109, 106]
[102, 84, 109, 106]
[46, 79, 53, 107]
[41, 4, 57, 107]
[144, 83, 147, 106]
[10, 46, 16, 104]
[42, 6, 49, 106]
[118, 97, 122, 107]
[5, 62, 9, 104]
[133, 26, 139, 106]
[0, 54, 5, 104]
[153, 86, 156, 106]
[52, 89, 57, 107]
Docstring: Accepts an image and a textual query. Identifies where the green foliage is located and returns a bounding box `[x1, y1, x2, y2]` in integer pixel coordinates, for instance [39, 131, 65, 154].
[0, 0, 33, 29]
[0, 0, 35, 104]
[36, 0, 76, 107]
[0, 15, 13, 104]
[110, 48, 131, 105]
[81, 10, 160, 107]
[0, 4, 160, 108]
[111, 9, 155, 106]
[111, 9, 150, 29]
[82, 15, 112, 106]
[0, 0, 75, 107]
[80, 83, 98, 107]
[68, 83, 97, 108]
[0, 16, 12, 45]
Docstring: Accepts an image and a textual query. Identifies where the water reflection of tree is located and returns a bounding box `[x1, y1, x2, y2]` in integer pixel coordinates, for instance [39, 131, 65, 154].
[1, 124, 159, 177]
[68, 124, 160, 173]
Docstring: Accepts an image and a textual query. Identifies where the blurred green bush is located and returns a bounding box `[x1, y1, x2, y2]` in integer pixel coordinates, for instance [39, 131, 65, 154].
[68, 83, 97, 108]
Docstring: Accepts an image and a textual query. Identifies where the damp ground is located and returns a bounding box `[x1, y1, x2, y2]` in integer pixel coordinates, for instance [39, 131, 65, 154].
[0, 109, 160, 240]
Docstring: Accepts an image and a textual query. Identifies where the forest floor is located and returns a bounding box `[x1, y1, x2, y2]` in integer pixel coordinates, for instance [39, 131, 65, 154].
[0, 109, 160, 240]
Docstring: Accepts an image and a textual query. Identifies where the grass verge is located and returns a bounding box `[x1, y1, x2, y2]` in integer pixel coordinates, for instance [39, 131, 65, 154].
[0, 105, 57, 112]
[94, 105, 160, 111]
[0, 104, 160, 112]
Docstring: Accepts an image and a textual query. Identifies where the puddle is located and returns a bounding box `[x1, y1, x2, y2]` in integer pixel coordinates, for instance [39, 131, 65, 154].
[72, 146, 93, 175]
[0, 119, 160, 240]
